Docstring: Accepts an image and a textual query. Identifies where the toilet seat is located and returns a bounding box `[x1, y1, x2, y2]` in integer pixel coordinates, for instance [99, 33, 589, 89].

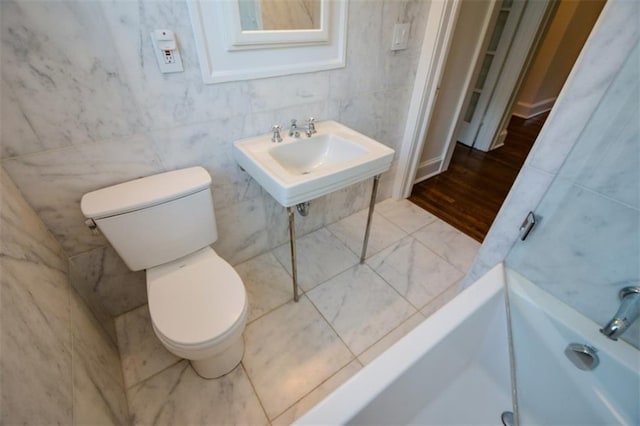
[146, 247, 247, 348]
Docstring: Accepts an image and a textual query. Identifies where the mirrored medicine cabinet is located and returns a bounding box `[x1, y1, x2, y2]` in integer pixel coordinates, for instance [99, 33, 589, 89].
[188, 0, 347, 83]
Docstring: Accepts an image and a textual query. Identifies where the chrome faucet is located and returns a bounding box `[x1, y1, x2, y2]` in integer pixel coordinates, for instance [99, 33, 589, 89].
[600, 286, 640, 340]
[289, 117, 317, 138]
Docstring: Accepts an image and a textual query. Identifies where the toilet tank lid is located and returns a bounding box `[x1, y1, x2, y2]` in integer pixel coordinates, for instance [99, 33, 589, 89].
[81, 167, 211, 219]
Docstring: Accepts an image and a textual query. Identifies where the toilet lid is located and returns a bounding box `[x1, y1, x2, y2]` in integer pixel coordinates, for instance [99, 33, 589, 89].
[146, 247, 246, 346]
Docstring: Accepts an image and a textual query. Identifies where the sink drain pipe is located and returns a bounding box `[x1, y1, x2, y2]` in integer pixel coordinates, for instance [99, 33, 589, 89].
[296, 202, 311, 216]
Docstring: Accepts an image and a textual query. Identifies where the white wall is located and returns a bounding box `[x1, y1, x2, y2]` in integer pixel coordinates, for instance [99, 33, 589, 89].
[513, 0, 605, 119]
[0, 0, 430, 335]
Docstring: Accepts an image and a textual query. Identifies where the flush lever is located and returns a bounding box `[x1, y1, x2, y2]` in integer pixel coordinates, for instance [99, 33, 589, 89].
[84, 218, 99, 235]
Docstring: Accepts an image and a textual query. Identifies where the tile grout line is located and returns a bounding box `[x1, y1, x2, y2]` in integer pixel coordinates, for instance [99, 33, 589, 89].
[250, 292, 356, 423]
[238, 361, 271, 425]
[270, 358, 365, 424]
[408, 223, 480, 275]
[123, 358, 184, 391]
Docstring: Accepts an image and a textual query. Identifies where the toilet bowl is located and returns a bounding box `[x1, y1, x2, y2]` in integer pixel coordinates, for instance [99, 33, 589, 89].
[146, 247, 248, 378]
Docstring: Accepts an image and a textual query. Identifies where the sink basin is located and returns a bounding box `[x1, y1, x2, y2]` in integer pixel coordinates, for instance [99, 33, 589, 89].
[269, 134, 368, 175]
[233, 121, 395, 207]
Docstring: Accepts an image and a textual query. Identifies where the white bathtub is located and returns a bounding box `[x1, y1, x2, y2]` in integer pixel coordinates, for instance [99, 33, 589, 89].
[295, 263, 640, 425]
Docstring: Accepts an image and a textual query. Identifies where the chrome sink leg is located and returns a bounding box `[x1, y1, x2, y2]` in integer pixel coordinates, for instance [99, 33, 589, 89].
[287, 206, 300, 302]
[360, 175, 380, 264]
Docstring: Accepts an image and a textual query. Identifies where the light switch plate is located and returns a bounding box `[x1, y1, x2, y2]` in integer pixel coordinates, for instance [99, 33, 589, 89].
[391, 23, 410, 51]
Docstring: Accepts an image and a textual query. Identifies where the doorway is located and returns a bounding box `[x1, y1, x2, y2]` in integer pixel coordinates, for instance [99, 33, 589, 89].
[408, 0, 605, 241]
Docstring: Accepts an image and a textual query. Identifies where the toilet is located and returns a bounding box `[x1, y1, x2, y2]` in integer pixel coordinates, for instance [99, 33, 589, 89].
[80, 167, 248, 379]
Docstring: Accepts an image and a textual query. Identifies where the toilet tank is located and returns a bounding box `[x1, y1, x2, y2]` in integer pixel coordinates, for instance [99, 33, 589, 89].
[81, 167, 217, 271]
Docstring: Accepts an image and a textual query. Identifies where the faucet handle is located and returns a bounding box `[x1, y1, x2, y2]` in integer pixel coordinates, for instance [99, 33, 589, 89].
[307, 117, 317, 135]
[271, 124, 282, 143]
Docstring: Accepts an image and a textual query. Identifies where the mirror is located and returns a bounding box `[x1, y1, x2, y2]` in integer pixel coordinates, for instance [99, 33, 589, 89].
[188, 0, 347, 84]
[239, 0, 322, 31]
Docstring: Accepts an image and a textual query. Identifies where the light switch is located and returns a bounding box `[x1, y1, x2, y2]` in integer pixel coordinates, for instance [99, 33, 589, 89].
[391, 23, 410, 51]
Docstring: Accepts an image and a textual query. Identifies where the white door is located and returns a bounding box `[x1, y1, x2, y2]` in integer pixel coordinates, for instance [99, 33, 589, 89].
[456, 0, 526, 149]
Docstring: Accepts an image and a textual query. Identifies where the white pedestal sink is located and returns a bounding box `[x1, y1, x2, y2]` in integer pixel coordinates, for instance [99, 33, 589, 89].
[232, 121, 395, 207]
[233, 120, 395, 301]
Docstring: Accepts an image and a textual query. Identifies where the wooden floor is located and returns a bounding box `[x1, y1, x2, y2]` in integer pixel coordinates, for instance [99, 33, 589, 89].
[410, 113, 547, 242]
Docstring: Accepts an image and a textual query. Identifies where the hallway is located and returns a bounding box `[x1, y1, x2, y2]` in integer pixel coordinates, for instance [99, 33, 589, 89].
[409, 112, 548, 242]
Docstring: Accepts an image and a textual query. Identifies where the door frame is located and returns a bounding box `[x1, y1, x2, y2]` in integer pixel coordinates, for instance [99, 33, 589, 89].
[391, 0, 461, 199]
[393, 0, 556, 199]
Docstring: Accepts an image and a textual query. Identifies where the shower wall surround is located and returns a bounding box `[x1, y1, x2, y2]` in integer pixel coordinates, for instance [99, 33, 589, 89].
[0, 168, 128, 424]
[507, 41, 640, 349]
[0, 0, 429, 336]
[463, 1, 639, 344]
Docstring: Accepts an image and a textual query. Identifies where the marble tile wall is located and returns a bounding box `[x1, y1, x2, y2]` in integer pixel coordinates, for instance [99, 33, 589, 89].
[506, 41, 640, 349]
[0, 0, 430, 330]
[0, 168, 128, 424]
[463, 1, 640, 348]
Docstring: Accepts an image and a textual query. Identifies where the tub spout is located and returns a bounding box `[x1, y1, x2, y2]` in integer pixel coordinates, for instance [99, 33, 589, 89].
[600, 286, 640, 340]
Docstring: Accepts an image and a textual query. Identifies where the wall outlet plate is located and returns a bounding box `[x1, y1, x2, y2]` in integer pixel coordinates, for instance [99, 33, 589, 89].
[150, 29, 184, 73]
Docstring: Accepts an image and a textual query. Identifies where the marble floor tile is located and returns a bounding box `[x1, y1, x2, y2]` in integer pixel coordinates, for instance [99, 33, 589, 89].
[367, 236, 464, 310]
[272, 360, 363, 425]
[327, 210, 407, 259]
[235, 252, 295, 323]
[272, 228, 358, 291]
[110, 201, 482, 425]
[421, 280, 461, 319]
[127, 361, 268, 426]
[357, 312, 426, 365]
[114, 305, 180, 388]
[307, 264, 416, 355]
[242, 296, 353, 419]
[375, 198, 438, 233]
[412, 219, 481, 272]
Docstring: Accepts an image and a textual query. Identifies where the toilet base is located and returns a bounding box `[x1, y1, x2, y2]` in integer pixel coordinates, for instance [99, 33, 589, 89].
[190, 334, 245, 379]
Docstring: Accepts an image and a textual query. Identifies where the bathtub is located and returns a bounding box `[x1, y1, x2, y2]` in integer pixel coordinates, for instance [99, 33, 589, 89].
[295, 263, 640, 425]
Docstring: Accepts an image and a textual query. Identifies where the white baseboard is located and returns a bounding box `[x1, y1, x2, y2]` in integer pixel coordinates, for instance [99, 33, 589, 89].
[512, 97, 556, 119]
[490, 129, 509, 150]
[413, 157, 443, 184]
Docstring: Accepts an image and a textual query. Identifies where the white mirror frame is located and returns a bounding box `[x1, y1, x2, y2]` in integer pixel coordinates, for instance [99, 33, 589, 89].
[226, 0, 330, 48]
[188, 0, 347, 84]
